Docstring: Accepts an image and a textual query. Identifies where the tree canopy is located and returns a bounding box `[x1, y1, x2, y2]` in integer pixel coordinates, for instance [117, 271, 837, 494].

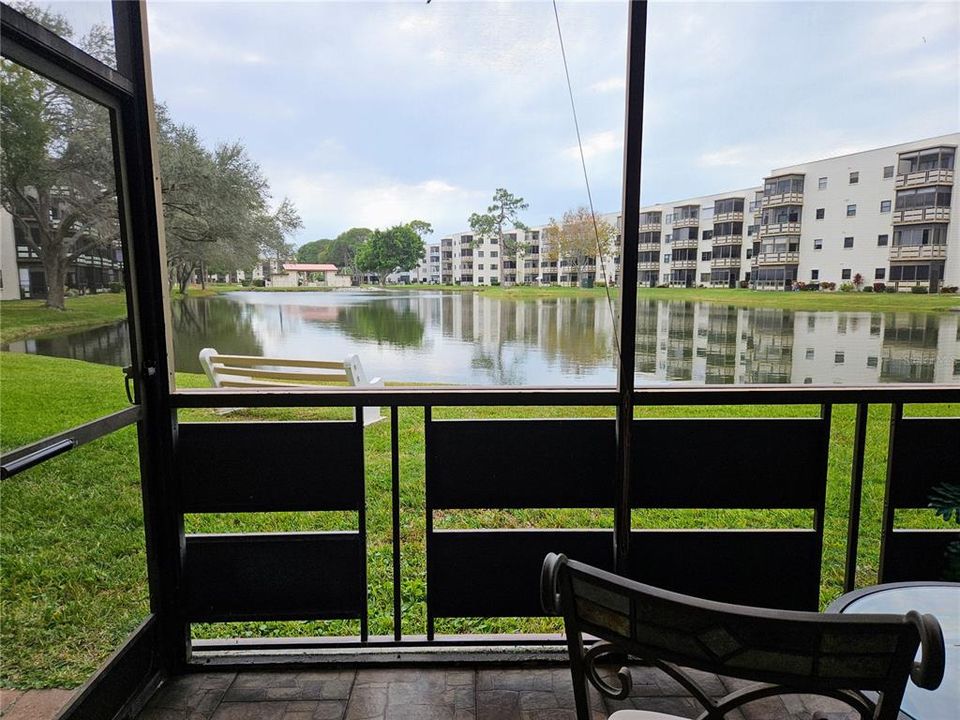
[545, 207, 615, 285]
[468, 188, 528, 277]
[1, 3, 302, 304]
[355, 223, 425, 286]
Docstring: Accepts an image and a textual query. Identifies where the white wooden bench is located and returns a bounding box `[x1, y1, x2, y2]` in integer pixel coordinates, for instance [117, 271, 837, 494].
[198, 348, 385, 426]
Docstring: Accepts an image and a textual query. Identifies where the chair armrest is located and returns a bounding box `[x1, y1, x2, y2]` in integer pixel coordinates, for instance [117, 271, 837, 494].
[907, 610, 945, 690]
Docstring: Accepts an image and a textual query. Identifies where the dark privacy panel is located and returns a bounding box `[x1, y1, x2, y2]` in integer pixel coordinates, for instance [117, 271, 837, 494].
[881, 415, 960, 583]
[178, 421, 364, 512]
[184, 532, 363, 622]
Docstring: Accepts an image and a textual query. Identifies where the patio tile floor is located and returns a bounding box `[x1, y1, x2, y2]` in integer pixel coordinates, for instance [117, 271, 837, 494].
[135, 667, 860, 720]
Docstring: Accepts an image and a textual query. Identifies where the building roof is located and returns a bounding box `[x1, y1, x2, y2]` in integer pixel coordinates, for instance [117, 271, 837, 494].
[282, 263, 338, 272]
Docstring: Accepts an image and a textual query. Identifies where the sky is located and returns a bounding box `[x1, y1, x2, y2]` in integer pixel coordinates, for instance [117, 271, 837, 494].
[40, 0, 960, 246]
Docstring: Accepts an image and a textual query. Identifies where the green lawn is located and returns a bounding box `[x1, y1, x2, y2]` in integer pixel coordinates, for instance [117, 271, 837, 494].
[0, 293, 129, 345]
[0, 351, 956, 687]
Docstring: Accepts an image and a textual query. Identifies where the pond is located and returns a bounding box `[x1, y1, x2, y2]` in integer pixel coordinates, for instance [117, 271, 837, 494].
[4, 290, 960, 386]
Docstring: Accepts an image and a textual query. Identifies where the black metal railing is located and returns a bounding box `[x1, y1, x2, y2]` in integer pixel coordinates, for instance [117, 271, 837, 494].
[164, 384, 960, 657]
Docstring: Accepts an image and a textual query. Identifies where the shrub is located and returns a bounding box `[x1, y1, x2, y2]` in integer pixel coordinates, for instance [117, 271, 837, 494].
[738, 280, 749, 289]
[803, 282, 819, 291]
[862, 286, 873, 293]
[819, 281, 836, 291]
[940, 286, 958, 294]
[595, 280, 606, 288]
[910, 286, 929, 294]
[240, 279, 252, 287]
[885, 286, 898, 293]
[873, 282, 886, 293]
[252, 279, 266, 287]
[839, 282, 855, 292]
[108, 281, 124, 293]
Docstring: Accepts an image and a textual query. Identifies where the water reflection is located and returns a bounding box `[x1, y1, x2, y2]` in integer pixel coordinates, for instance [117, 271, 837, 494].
[3, 290, 958, 386]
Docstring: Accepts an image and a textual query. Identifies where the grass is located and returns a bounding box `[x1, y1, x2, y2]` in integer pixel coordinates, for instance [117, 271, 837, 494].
[1, 352, 957, 687]
[0, 293, 129, 345]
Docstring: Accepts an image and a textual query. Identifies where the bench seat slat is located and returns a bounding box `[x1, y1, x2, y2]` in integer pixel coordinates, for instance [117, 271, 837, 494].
[217, 367, 350, 382]
[210, 354, 344, 370]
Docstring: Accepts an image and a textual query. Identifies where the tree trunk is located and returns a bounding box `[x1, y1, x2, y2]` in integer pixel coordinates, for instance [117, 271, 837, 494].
[200, 260, 207, 290]
[43, 254, 67, 310]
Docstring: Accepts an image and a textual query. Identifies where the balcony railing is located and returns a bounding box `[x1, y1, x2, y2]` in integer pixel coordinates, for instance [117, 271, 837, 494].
[671, 237, 699, 249]
[672, 216, 699, 229]
[756, 251, 800, 265]
[713, 211, 744, 223]
[759, 221, 802, 235]
[888, 244, 948, 261]
[640, 222, 662, 232]
[710, 256, 741, 269]
[761, 192, 805, 208]
[670, 259, 697, 269]
[896, 169, 954, 188]
[892, 207, 950, 224]
[711, 234, 743, 246]
[638, 260, 660, 271]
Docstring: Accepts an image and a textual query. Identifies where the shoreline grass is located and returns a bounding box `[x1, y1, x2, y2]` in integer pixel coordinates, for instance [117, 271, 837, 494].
[1, 351, 956, 687]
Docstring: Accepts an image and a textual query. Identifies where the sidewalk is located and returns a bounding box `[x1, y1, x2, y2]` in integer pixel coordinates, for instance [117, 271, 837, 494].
[0, 689, 73, 720]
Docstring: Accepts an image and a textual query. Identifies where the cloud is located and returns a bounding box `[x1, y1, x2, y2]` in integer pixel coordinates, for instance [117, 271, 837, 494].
[149, 12, 269, 65]
[698, 146, 749, 168]
[590, 76, 625, 94]
[564, 130, 621, 161]
[280, 173, 486, 238]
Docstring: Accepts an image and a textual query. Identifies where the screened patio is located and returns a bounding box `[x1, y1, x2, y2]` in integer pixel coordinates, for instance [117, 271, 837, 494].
[0, 3, 958, 720]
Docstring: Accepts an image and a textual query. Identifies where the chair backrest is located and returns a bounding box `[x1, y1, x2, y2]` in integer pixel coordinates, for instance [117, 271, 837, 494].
[541, 553, 944, 720]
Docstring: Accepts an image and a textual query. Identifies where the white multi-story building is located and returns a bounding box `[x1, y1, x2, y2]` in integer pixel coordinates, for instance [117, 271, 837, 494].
[399, 134, 958, 291]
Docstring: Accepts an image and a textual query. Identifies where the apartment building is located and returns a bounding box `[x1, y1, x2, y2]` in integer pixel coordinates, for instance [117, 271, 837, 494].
[400, 135, 957, 291]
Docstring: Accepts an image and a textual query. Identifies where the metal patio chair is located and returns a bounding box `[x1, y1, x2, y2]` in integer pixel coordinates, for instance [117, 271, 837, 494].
[541, 553, 945, 720]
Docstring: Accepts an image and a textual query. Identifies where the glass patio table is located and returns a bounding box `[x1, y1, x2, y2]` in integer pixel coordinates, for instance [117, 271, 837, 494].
[827, 582, 960, 720]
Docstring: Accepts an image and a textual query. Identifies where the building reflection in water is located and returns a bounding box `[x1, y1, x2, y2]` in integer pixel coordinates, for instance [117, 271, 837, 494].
[3, 291, 958, 386]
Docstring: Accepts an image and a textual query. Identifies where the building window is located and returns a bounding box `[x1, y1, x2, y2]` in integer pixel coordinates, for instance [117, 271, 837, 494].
[846, 204, 857, 217]
[663, 254, 671, 263]
[835, 352, 845, 364]
[841, 269, 852, 280]
[877, 234, 888, 246]
[818, 176, 827, 190]
[883, 165, 894, 179]
[477, 264, 484, 270]
[814, 238, 823, 250]
[844, 236, 854, 249]
[815, 208, 824, 219]
[701, 251, 711, 261]
[490, 251, 498, 257]
[875, 267, 885, 280]
[811, 269, 819, 280]
[867, 356, 879, 368]
[805, 348, 815, 360]
[849, 171, 859, 184]
[880, 200, 891, 213]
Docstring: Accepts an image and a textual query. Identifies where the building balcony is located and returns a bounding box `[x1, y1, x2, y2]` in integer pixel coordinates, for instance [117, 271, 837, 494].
[713, 211, 744, 223]
[761, 192, 805, 208]
[711, 234, 743, 246]
[710, 257, 742, 269]
[672, 216, 699, 229]
[888, 244, 948, 262]
[670, 259, 697, 270]
[671, 237, 699, 249]
[640, 222, 662, 232]
[638, 260, 660, 271]
[638, 242, 661, 252]
[896, 169, 954, 189]
[756, 251, 800, 265]
[892, 207, 950, 224]
[759, 222, 802, 235]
